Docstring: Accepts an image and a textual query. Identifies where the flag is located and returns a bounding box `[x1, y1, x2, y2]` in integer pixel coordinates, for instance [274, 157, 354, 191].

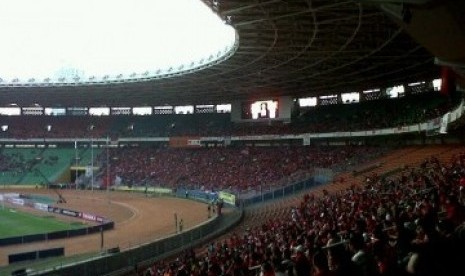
[440, 66, 456, 96]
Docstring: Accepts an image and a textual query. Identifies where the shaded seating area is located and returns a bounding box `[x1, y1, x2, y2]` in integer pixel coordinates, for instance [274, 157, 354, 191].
[0, 91, 456, 139]
[0, 148, 97, 186]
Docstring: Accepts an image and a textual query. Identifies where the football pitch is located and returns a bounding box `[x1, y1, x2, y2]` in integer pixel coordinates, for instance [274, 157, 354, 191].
[0, 207, 84, 238]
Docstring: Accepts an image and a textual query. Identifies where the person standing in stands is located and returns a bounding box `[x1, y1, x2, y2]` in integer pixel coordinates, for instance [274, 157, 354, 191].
[216, 198, 224, 216]
[258, 102, 270, 119]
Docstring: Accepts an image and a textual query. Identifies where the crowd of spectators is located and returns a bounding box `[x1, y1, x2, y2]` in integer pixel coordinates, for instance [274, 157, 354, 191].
[141, 152, 465, 276]
[0, 149, 68, 185]
[0, 154, 23, 175]
[0, 150, 35, 175]
[99, 146, 382, 193]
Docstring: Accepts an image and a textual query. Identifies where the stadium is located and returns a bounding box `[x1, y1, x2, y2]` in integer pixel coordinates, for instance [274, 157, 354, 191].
[0, 0, 464, 275]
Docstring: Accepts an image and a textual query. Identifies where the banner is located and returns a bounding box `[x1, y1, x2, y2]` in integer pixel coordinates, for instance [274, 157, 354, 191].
[303, 135, 311, 146]
[440, 66, 456, 96]
[61, 209, 80, 217]
[169, 137, 201, 148]
[395, 125, 409, 133]
[114, 186, 172, 194]
[81, 213, 96, 221]
[152, 187, 173, 194]
[219, 191, 236, 205]
[34, 202, 49, 212]
[425, 117, 441, 136]
[10, 198, 24, 206]
[47, 206, 80, 217]
[439, 112, 451, 134]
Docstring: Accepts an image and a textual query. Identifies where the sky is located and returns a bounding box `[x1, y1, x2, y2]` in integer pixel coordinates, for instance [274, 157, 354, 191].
[0, 0, 236, 84]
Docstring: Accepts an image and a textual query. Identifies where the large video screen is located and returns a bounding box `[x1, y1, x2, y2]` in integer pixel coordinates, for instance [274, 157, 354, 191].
[241, 100, 278, 119]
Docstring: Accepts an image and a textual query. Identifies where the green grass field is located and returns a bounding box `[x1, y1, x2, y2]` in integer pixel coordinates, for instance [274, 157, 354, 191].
[0, 207, 84, 238]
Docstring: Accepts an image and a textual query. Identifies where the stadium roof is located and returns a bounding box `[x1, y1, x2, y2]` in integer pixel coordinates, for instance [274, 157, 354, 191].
[0, 0, 462, 107]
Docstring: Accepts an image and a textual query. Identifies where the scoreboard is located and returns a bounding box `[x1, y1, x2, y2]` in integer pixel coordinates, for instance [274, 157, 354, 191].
[231, 96, 292, 122]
